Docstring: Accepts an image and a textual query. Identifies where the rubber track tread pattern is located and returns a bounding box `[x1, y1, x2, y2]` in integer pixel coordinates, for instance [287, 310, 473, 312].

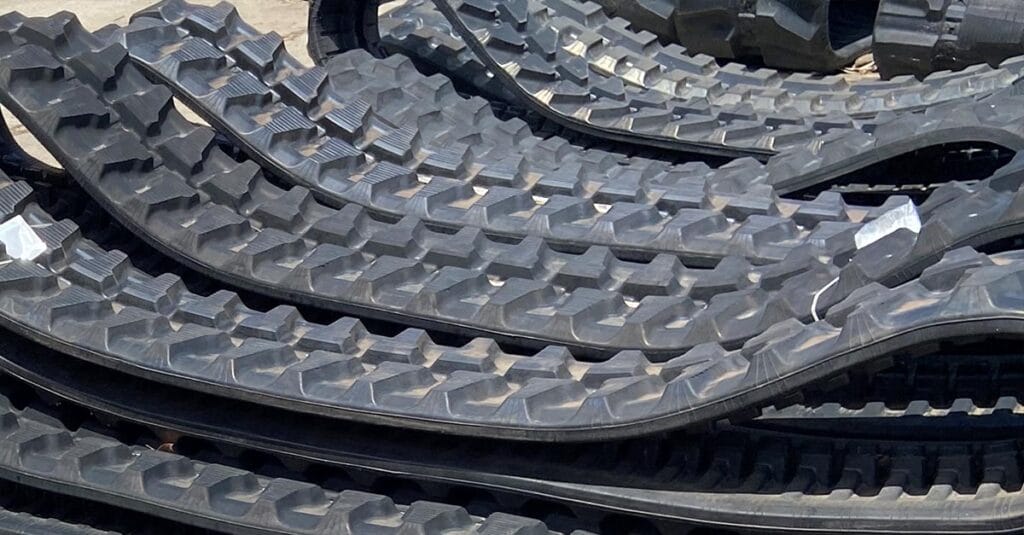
[5, 339, 1024, 534]
[369, 0, 1024, 157]
[0, 390, 558, 535]
[130, 0, 1024, 280]
[874, 0, 1024, 79]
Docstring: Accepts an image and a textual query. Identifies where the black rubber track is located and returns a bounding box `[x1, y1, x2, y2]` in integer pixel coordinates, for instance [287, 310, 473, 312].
[129, 0, 1024, 253]
[874, 0, 1024, 79]
[15, 10, 1024, 359]
[121, 0, 938, 269]
[633, 0, 876, 72]
[0, 508, 116, 535]
[108, 1, 1024, 349]
[0, 12, 859, 357]
[0, 145, 1023, 443]
[0, 384, 561, 534]
[1, 333, 1023, 534]
[308, 0, 1024, 158]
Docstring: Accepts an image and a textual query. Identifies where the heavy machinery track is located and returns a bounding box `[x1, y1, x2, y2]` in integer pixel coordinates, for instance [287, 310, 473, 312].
[0, 150, 1021, 440]
[0, 332, 1022, 534]
[874, 0, 1024, 79]
[649, 0, 877, 72]
[308, 0, 1024, 158]
[0, 384, 558, 534]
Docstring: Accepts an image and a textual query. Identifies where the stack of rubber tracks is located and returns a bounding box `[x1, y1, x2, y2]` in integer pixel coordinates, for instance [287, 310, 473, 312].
[0, 0, 1020, 533]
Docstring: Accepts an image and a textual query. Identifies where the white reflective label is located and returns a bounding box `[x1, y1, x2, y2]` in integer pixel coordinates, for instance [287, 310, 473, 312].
[0, 215, 46, 261]
[854, 200, 921, 250]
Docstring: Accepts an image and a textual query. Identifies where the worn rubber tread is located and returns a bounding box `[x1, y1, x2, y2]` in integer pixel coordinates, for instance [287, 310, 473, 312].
[121, 1, 1024, 291]
[0, 390, 559, 535]
[126, 0, 893, 267]
[874, 0, 1024, 79]
[0, 507, 117, 535]
[4, 340, 1024, 534]
[670, 0, 875, 72]
[419, 0, 1024, 156]
[12, 13, 1024, 362]
[0, 158, 1020, 440]
[3, 10, 867, 357]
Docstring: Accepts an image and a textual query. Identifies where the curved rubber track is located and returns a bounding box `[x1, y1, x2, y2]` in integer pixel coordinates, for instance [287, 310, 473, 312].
[1, 337, 1023, 534]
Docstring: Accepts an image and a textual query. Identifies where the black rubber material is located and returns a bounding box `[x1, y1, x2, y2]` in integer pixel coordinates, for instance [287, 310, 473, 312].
[6, 11, 1024, 439]
[0, 11, 858, 358]
[0, 385, 559, 535]
[2, 333, 1024, 534]
[15, 8, 1024, 360]
[0, 151, 1023, 443]
[123, 0, 902, 268]
[661, 0, 876, 72]
[307, 0, 1024, 158]
[874, 0, 1024, 79]
[125, 0, 1024, 286]
[425, 0, 1024, 157]
[110, 1, 1024, 353]
[374, 0, 517, 103]
[0, 508, 116, 535]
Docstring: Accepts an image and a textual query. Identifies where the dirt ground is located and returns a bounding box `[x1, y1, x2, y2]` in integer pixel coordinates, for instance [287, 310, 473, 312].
[0, 0, 312, 167]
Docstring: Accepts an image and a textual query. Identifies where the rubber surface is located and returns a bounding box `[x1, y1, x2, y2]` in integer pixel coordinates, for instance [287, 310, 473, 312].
[123, 0, 903, 268]
[0, 389, 559, 534]
[0, 142, 1022, 442]
[0, 11, 881, 358]
[0, 508, 116, 535]
[125, 0, 1024, 284]
[113, 1, 1024, 335]
[875, 0, 1024, 79]
[2, 335, 1024, 534]
[668, 0, 876, 72]
[429, 0, 1024, 155]
[375, 0, 515, 102]
[309, 0, 1024, 158]
[1, 6, 1000, 361]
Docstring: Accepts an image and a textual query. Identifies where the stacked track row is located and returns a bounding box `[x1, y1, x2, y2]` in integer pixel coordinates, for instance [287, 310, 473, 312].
[0, 0, 1022, 532]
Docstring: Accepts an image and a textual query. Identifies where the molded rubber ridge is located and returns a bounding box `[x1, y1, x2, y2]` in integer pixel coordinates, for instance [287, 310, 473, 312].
[874, 0, 1024, 79]
[11, 14, 1024, 359]
[5, 342, 1024, 535]
[125, 0, 902, 268]
[0, 392, 559, 535]
[421, 0, 1024, 156]
[0, 12, 877, 357]
[0, 157, 1021, 441]
[310, 0, 1024, 157]
[0, 508, 116, 535]
[670, 0, 875, 72]
[119, 0, 1024, 290]
[375, 0, 515, 103]
[127, 0, 1024, 251]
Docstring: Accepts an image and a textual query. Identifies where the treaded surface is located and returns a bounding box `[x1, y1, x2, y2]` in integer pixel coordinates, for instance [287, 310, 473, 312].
[4, 339, 1024, 535]
[874, 0, 1024, 79]
[377, 0, 514, 102]
[11, 9, 1024, 359]
[670, 0, 875, 71]
[128, 1, 1024, 284]
[5, 9, 862, 356]
[0, 508, 116, 535]
[119, 0, 1024, 309]
[0, 390, 558, 535]
[44, 5, 1024, 362]
[420, 0, 1024, 156]
[0, 144, 1020, 440]
[126, 0, 894, 267]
